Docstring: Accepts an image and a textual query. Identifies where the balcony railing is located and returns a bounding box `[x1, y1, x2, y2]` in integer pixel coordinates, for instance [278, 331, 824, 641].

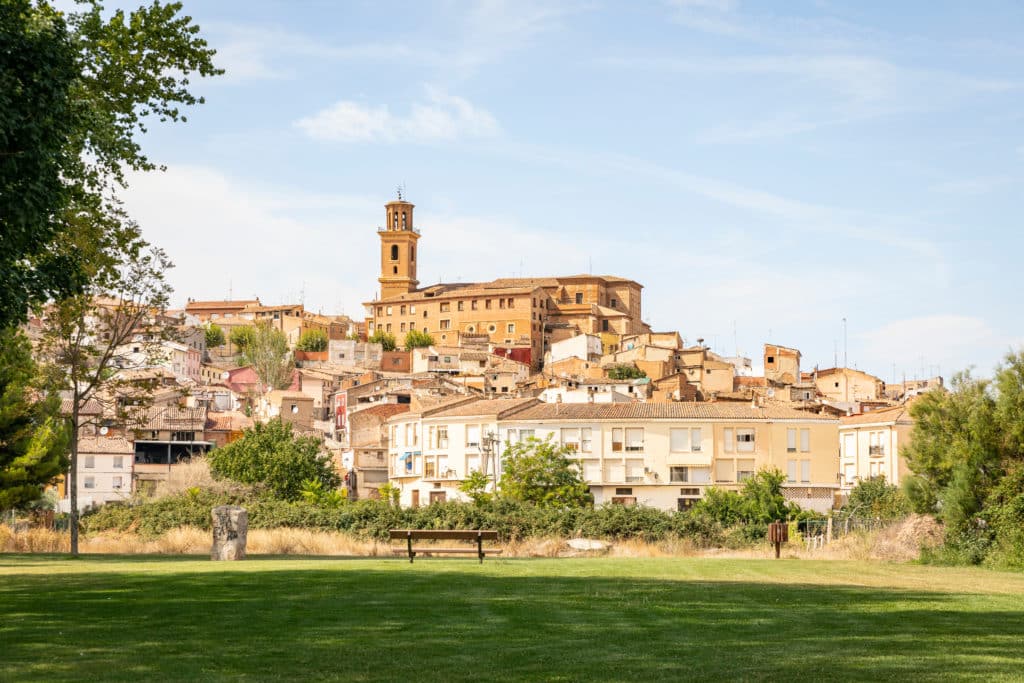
[869, 446, 884, 456]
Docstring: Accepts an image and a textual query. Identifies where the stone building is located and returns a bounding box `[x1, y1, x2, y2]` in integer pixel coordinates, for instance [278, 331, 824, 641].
[363, 197, 649, 368]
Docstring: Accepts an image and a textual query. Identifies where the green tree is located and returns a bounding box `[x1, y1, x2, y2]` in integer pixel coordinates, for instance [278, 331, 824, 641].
[296, 328, 328, 352]
[458, 470, 493, 506]
[241, 323, 294, 393]
[499, 436, 592, 508]
[693, 468, 797, 526]
[39, 212, 174, 554]
[0, 0, 220, 328]
[607, 364, 646, 380]
[207, 419, 339, 500]
[0, 328, 69, 510]
[845, 476, 909, 520]
[368, 329, 397, 352]
[229, 325, 256, 353]
[204, 323, 225, 348]
[403, 329, 434, 351]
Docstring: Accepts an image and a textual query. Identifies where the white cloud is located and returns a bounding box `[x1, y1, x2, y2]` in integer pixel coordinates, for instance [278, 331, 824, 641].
[118, 165, 381, 316]
[858, 315, 1009, 377]
[294, 89, 499, 144]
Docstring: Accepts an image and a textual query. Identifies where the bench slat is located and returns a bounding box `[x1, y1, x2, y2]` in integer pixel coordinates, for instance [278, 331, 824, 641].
[388, 529, 499, 541]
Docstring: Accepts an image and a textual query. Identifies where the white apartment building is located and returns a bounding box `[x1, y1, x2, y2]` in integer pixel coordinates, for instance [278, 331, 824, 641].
[386, 398, 840, 513]
[838, 405, 914, 489]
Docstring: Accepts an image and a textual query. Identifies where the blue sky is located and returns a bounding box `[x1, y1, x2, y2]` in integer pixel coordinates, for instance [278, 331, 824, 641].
[84, 0, 1023, 381]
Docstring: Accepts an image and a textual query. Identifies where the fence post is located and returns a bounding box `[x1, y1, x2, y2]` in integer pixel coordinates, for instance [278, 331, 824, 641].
[826, 516, 833, 544]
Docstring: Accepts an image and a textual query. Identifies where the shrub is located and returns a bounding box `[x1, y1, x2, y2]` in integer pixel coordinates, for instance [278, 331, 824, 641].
[845, 476, 910, 520]
[296, 329, 328, 352]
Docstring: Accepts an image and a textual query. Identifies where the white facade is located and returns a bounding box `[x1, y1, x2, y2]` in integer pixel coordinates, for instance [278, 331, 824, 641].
[548, 334, 603, 364]
[838, 406, 913, 489]
[62, 437, 134, 511]
[385, 399, 840, 513]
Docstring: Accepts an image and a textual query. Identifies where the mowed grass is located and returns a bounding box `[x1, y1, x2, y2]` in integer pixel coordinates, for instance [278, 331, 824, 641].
[2, 555, 1023, 682]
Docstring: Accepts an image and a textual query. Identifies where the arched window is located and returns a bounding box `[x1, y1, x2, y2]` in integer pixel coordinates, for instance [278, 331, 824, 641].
[393, 211, 398, 230]
[390, 244, 399, 261]
[410, 245, 415, 262]
[402, 212, 407, 229]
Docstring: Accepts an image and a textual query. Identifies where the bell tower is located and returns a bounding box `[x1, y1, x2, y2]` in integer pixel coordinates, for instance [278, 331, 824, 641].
[378, 192, 420, 300]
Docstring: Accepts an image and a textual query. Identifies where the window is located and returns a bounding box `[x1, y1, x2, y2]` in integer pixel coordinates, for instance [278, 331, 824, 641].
[625, 428, 644, 452]
[437, 426, 448, 449]
[400, 305, 406, 315]
[723, 428, 734, 453]
[714, 459, 733, 482]
[488, 324, 496, 333]
[602, 320, 609, 332]
[507, 298, 514, 308]
[800, 459, 811, 483]
[440, 319, 451, 330]
[424, 458, 436, 479]
[575, 292, 583, 304]
[615, 487, 633, 496]
[471, 300, 478, 310]
[518, 429, 535, 443]
[611, 428, 623, 452]
[787, 460, 797, 483]
[561, 428, 582, 452]
[507, 323, 515, 333]
[386, 324, 392, 333]
[736, 429, 755, 452]
[499, 298, 505, 309]
[112, 476, 123, 490]
[84, 476, 95, 489]
[113, 456, 123, 469]
[457, 301, 464, 311]
[670, 429, 689, 452]
[466, 425, 480, 448]
[672, 466, 711, 483]
[386, 306, 393, 315]
[410, 305, 416, 314]
[736, 459, 755, 482]
[767, 356, 775, 364]
[610, 298, 617, 308]
[400, 322, 406, 332]
[869, 431, 884, 455]
[691, 428, 702, 452]
[787, 428, 797, 453]
[800, 429, 810, 453]
[440, 302, 450, 312]
[84, 455, 95, 469]
[580, 428, 592, 453]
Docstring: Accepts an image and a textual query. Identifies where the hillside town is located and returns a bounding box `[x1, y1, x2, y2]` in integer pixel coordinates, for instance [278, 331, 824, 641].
[31, 196, 944, 516]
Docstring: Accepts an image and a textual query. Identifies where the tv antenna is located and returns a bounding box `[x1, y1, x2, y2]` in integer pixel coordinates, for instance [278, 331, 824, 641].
[396, 185, 403, 201]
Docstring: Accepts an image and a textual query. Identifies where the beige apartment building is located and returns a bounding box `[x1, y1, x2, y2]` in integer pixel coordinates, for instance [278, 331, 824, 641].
[385, 398, 840, 513]
[816, 367, 886, 403]
[838, 405, 914, 489]
[363, 197, 649, 367]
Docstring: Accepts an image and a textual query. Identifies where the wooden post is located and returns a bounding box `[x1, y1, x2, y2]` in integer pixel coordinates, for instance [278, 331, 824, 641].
[477, 531, 483, 564]
[407, 531, 414, 563]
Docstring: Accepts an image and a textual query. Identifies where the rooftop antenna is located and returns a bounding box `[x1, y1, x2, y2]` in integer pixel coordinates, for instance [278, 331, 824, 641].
[228, 280, 233, 301]
[843, 317, 848, 368]
[396, 185, 403, 201]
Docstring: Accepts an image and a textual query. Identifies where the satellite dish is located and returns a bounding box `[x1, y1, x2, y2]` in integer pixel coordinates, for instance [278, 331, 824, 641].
[99, 426, 109, 435]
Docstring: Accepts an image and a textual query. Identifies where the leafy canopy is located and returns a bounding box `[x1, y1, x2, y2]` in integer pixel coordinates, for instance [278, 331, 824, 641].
[241, 323, 294, 392]
[368, 329, 397, 352]
[403, 329, 434, 351]
[606, 364, 646, 380]
[296, 329, 328, 352]
[0, 328, 69, 510]
[205, 323, 225, 348]
[499, 436, 592, 508]
[0, 0, 221, 328]
[207, 419, 339, 500]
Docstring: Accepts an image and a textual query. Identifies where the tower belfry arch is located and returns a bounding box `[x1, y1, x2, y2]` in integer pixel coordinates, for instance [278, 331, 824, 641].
[378, 195, 420, 300]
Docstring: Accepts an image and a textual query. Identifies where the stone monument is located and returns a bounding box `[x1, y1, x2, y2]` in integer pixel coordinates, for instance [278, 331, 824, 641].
[211, 505, 247, 560]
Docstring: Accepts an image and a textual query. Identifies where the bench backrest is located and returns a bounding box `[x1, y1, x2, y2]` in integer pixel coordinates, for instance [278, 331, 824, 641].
[389, 529, 499, 541]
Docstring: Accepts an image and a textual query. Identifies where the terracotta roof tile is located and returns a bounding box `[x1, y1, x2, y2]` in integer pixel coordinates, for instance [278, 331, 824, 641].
[505, 400, 837, 422]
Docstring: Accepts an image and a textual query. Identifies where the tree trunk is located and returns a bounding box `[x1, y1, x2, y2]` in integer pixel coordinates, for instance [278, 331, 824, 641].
[69, 401, 79, 556]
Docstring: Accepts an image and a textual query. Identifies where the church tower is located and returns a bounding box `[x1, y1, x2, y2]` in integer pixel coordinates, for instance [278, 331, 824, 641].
[378, 194, 420, 300]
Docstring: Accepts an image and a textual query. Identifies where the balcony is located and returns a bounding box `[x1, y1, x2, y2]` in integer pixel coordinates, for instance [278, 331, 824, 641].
[869, 446, 884, 456]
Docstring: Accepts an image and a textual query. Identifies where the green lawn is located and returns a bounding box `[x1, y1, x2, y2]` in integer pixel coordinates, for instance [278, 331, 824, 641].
[2, 555, 1023, 682]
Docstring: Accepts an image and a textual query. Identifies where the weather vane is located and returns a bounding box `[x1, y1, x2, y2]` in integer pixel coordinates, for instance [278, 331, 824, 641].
[396, 185, 403, 201]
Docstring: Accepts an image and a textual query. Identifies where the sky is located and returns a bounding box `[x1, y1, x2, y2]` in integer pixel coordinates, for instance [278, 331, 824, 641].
[70, 0, 1024, 381]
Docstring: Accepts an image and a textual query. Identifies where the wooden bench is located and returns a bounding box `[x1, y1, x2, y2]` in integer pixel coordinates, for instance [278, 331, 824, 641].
[389, 529, 502, 563]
